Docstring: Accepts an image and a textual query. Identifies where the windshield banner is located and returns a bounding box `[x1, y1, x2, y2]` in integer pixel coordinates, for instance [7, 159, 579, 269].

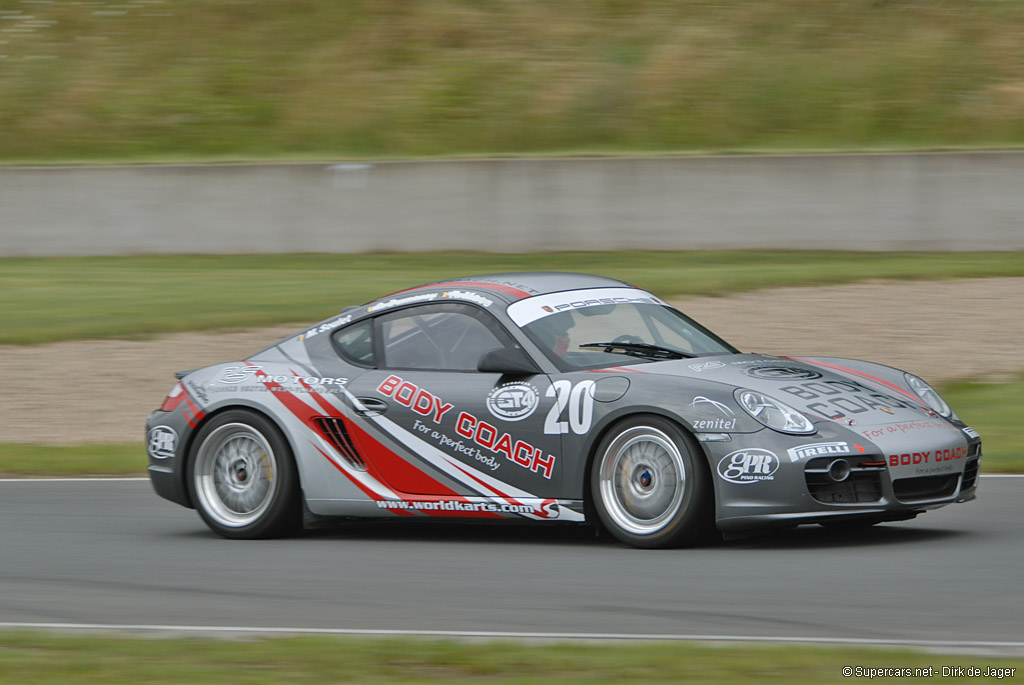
[506, 288, 668, 327]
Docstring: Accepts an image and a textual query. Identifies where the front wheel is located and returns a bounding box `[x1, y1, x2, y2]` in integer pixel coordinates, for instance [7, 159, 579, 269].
[186, 409, 300, 539]
[591, 416, 713, 548]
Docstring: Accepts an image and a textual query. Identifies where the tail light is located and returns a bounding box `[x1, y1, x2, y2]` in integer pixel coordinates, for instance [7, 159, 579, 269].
[160, 382, 187, 412]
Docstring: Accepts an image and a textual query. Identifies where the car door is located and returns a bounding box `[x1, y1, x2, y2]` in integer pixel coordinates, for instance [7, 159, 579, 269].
[339, 302, 564, 498]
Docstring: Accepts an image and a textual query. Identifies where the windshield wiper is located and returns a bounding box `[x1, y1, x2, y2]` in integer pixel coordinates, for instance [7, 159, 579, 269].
[579, 341, 697, 360]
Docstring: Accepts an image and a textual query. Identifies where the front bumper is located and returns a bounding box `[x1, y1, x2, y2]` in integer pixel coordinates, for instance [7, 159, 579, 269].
[707, 422, 981, 532]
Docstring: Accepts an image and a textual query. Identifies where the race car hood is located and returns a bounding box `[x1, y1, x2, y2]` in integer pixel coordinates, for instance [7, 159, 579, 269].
[637, 353, 941, 429]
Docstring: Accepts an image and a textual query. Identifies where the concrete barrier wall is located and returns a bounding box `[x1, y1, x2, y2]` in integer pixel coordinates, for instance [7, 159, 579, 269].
[2, 152, 1022, 256]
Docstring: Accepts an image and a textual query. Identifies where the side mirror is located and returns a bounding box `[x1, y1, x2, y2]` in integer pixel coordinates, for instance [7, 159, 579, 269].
[477, 347, 541, 375]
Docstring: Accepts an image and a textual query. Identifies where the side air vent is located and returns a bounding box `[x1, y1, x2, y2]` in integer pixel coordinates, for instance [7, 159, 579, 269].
[312, 417, 366, 471]
[961, 459, 980, 491]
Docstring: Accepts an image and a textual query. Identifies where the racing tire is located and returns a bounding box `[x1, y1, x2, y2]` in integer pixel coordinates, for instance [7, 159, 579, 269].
[186, 409, 301, 539]
[591, 416, 714, 549]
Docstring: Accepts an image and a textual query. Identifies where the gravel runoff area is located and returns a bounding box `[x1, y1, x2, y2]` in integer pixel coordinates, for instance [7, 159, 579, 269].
[2, 278, 1022, 445]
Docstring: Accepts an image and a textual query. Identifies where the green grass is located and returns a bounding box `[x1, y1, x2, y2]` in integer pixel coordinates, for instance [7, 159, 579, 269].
[0, 443, 142, 477]
[941, 376, 1024, 473]
[3, 1, 1024, 163]
[3, 251, 1023, 345]
[2, 377, 1020, 477]
[0, 632, 1020, 683]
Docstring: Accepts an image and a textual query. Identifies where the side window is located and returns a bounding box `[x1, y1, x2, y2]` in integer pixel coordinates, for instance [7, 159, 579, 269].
[379, 304, 513, 371]
[333, 319, 376, 366]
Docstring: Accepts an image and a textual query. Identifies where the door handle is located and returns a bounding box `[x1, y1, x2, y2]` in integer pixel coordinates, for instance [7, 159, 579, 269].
[354, 397, 389, 417]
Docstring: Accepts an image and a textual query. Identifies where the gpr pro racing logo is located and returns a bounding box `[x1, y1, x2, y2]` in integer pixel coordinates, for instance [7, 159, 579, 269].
[147, 426, 178, 459]
[486, 382, 540, 422]
[717, 448, 779, 484]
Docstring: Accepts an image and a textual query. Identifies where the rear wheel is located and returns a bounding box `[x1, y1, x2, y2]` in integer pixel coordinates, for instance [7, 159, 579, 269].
[186, 409, 300, 539]
[591, 416, 713, 548]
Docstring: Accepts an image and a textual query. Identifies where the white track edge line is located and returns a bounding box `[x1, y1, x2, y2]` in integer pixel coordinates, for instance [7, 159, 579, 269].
[0, 477, 150, 482]
[2, 474, 1021, 484]
[0, 622, 1022, 650]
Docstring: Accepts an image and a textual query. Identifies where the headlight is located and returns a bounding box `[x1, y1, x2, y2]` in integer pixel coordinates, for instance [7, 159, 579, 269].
[736, 389, 816, 434]
[904, 373, 952, 418]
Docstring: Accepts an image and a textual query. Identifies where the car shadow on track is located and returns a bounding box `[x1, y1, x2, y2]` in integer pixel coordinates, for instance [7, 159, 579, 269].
[724, 522, 969, 550]
[298, 519, 605, 548]
[294, 518, 968, 550]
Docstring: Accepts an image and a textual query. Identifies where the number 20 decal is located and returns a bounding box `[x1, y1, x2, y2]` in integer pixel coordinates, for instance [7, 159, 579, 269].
[544, 380, 595, 435]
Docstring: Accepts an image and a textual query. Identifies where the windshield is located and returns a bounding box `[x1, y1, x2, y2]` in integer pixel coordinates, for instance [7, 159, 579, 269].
[506, 287, 739, 371]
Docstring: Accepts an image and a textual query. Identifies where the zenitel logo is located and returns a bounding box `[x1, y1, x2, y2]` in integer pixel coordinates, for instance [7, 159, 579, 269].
[486, 383, 540, 422]
[691, 396, 735, 416]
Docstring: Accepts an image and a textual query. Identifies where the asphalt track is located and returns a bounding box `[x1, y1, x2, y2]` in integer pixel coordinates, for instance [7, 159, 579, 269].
[1, 477, 1021, 650]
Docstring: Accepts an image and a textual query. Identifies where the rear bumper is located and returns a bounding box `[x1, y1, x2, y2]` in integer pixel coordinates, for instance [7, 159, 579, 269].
[147, 463, 191, 508]
[145, 409, 192, 508]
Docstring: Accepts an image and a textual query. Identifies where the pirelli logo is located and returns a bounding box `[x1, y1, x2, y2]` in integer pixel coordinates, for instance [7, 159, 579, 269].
[786, 441, 851, 463]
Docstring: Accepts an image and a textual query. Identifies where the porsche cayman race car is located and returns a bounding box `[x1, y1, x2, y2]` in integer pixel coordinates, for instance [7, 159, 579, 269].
[147, 272, 981, 548]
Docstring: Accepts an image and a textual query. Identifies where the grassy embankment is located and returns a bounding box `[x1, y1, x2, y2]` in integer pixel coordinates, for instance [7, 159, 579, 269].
[0, 632, 1021, 683]
[4, 252, 1024, 345]
[3, 1, 1024, 164]
[1, 252, 1022, 474]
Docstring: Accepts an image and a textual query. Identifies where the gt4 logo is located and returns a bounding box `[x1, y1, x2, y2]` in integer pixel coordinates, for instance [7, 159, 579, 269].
[487, 383, 540, 422]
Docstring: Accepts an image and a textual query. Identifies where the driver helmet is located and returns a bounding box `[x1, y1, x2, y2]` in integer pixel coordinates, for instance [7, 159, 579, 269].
[535, 312, 575, 357]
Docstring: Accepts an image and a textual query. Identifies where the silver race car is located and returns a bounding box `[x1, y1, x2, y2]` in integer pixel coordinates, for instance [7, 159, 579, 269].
[147, 273, 980, 548]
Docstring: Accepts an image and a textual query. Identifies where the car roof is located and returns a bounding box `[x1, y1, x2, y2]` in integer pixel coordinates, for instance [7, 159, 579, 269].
[379, 272, 635, 303]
